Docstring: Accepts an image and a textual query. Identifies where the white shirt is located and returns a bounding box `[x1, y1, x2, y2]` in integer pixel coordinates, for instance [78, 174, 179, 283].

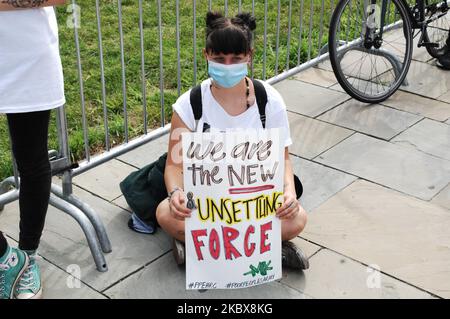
[173, 78, 293, 147]
[0, 7, 65, 113]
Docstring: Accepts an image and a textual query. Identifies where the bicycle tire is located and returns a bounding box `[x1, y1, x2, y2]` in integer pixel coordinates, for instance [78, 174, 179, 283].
[329, 0, 413, 103]
[423, 1, 450, 59]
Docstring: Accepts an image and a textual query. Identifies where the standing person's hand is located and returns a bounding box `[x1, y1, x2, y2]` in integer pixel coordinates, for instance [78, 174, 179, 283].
[168, 188, 192, 220]
[276, 191, 299, 220]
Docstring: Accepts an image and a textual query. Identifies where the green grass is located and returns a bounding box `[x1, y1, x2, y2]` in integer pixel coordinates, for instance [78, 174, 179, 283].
[0, 0, 335, 181]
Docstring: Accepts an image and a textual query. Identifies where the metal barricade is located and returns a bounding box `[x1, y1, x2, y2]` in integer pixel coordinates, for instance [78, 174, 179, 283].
[0, 0, 337, 272]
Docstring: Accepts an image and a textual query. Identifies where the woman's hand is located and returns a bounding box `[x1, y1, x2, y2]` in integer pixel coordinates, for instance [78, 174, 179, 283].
[276, 191, 299, 220]
[168, 189, 192, 220]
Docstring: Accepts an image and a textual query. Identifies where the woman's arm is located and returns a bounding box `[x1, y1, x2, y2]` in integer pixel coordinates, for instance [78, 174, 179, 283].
[164, 111, 193, 219]
[283, 147, 296, 197]
[275, 146, 300, 219]
[0, 0, 66, 11]
[165, 111, 190, 194]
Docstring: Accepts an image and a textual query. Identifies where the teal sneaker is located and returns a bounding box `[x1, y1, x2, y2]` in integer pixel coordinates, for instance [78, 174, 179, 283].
[0, 245, 29, 299]
[14, 251, 42, 299]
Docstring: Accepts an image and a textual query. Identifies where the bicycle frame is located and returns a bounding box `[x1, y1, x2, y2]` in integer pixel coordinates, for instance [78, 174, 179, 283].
[364, 0, 449, 49]
[330, 0, 449, 102]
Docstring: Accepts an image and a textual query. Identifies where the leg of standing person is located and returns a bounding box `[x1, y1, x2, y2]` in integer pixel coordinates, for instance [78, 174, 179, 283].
[7, 110, 52, 253]
[0, 110, 52, 299]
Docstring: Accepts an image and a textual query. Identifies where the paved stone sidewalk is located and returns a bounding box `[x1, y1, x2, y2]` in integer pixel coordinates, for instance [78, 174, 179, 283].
[1, 45, 450, 298]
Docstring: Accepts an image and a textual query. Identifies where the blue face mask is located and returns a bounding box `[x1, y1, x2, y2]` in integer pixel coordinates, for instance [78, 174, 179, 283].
[208, 60, 248, 88]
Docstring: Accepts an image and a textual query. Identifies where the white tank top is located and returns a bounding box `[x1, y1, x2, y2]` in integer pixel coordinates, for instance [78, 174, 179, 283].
[0, 7, 65, 113]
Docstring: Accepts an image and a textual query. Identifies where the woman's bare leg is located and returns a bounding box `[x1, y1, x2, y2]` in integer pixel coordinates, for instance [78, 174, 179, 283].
[156, 198, 186, 242]
[157, 198, 307, 242]
[281, 203, 307, 241]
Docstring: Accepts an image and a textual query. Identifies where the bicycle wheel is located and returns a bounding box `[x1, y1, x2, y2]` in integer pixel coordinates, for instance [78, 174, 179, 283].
[423, 0, 450, 58]
[329, 0, 413, 103]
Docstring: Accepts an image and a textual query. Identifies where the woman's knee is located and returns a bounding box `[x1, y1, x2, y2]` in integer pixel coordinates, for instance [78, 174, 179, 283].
[297, 205, 307, 232]
[156, 199, 170, 226]
[282, 206, 307, 240]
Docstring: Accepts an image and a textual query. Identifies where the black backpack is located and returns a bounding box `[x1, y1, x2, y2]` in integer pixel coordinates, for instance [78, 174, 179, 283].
[120, 79, 303, 231]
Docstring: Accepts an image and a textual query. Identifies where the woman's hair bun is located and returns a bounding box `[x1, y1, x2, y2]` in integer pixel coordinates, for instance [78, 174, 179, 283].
[206, 11, 224, 29]
[235, 12, 256, 31]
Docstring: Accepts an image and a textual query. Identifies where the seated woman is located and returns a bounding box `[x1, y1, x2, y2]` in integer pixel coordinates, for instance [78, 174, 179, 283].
[156, 11, 309, 271]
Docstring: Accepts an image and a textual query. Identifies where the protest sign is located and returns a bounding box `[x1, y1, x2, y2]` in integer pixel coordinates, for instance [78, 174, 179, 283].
[182, 128, 285, 290]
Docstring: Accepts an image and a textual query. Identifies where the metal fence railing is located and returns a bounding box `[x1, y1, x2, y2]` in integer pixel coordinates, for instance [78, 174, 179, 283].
[0, 0, 339, 272]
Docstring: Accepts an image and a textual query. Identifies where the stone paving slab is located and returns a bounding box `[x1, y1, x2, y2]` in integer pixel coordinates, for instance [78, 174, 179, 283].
[290, 237, 322, 260]
[315, 133, 450, 200]
[381, 90, 450, 122]
[411, 47, 435, 63]
[431, 183, 450, 211]
[390, 32, 433, 64]
[328, 77, 393, 97]
[316, 52, 393, 80]
[103, 253, 311, 299]
[112, 195, 131, 213]
[301, 180, 450, 298]
[391, 118, 450, 161]
[317, 100, 422, 140]
[5, 238, 105, 299]
[0, 185, 171, 292]
[290, 155, 357, 213]
[340, 51, 394, 80]
[328, 80, 358, 94]
[437, 89, 450, 105]
[293, 67, 337, 88]
[274, 80, 350, 117]
[40, 258, 106, 299]
[281, 249, 436, 299]
[287, 112, 354, 159]
[400, 60, 450, 99]
[73, 159, 136, 201]
[316, 60, 333, 73]
[118, 133, 170, 169]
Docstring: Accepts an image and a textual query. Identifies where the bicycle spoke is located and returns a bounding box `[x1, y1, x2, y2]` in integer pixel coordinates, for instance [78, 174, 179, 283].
[329, 0, 412, 102]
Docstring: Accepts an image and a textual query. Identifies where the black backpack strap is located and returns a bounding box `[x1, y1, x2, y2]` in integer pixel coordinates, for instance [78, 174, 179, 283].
[189, 84, 203, 131]
[252, 79, 267, 129]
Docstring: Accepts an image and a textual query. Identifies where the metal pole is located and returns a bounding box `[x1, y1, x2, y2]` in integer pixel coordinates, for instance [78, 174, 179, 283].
[72, 0, 90, 161]
[51, 184, 112, 254]
[193, 0, 197, 86]
[318, 0, 325, 57]
[139, 0, 148, 135]
[274, 0, 281, 76]
[263, 0, 268, 80]
[307, 0, 314, 61]
[95, 0, 110, 151]
[157, 0, 165, 127]
[118, 0, 129, 143]
[298, 0, 305, 65]
[286, 0, 293, 71]
[176, 0, 181, 96]
[251, 0, 255, 78]
[49, 194, 108, 272]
